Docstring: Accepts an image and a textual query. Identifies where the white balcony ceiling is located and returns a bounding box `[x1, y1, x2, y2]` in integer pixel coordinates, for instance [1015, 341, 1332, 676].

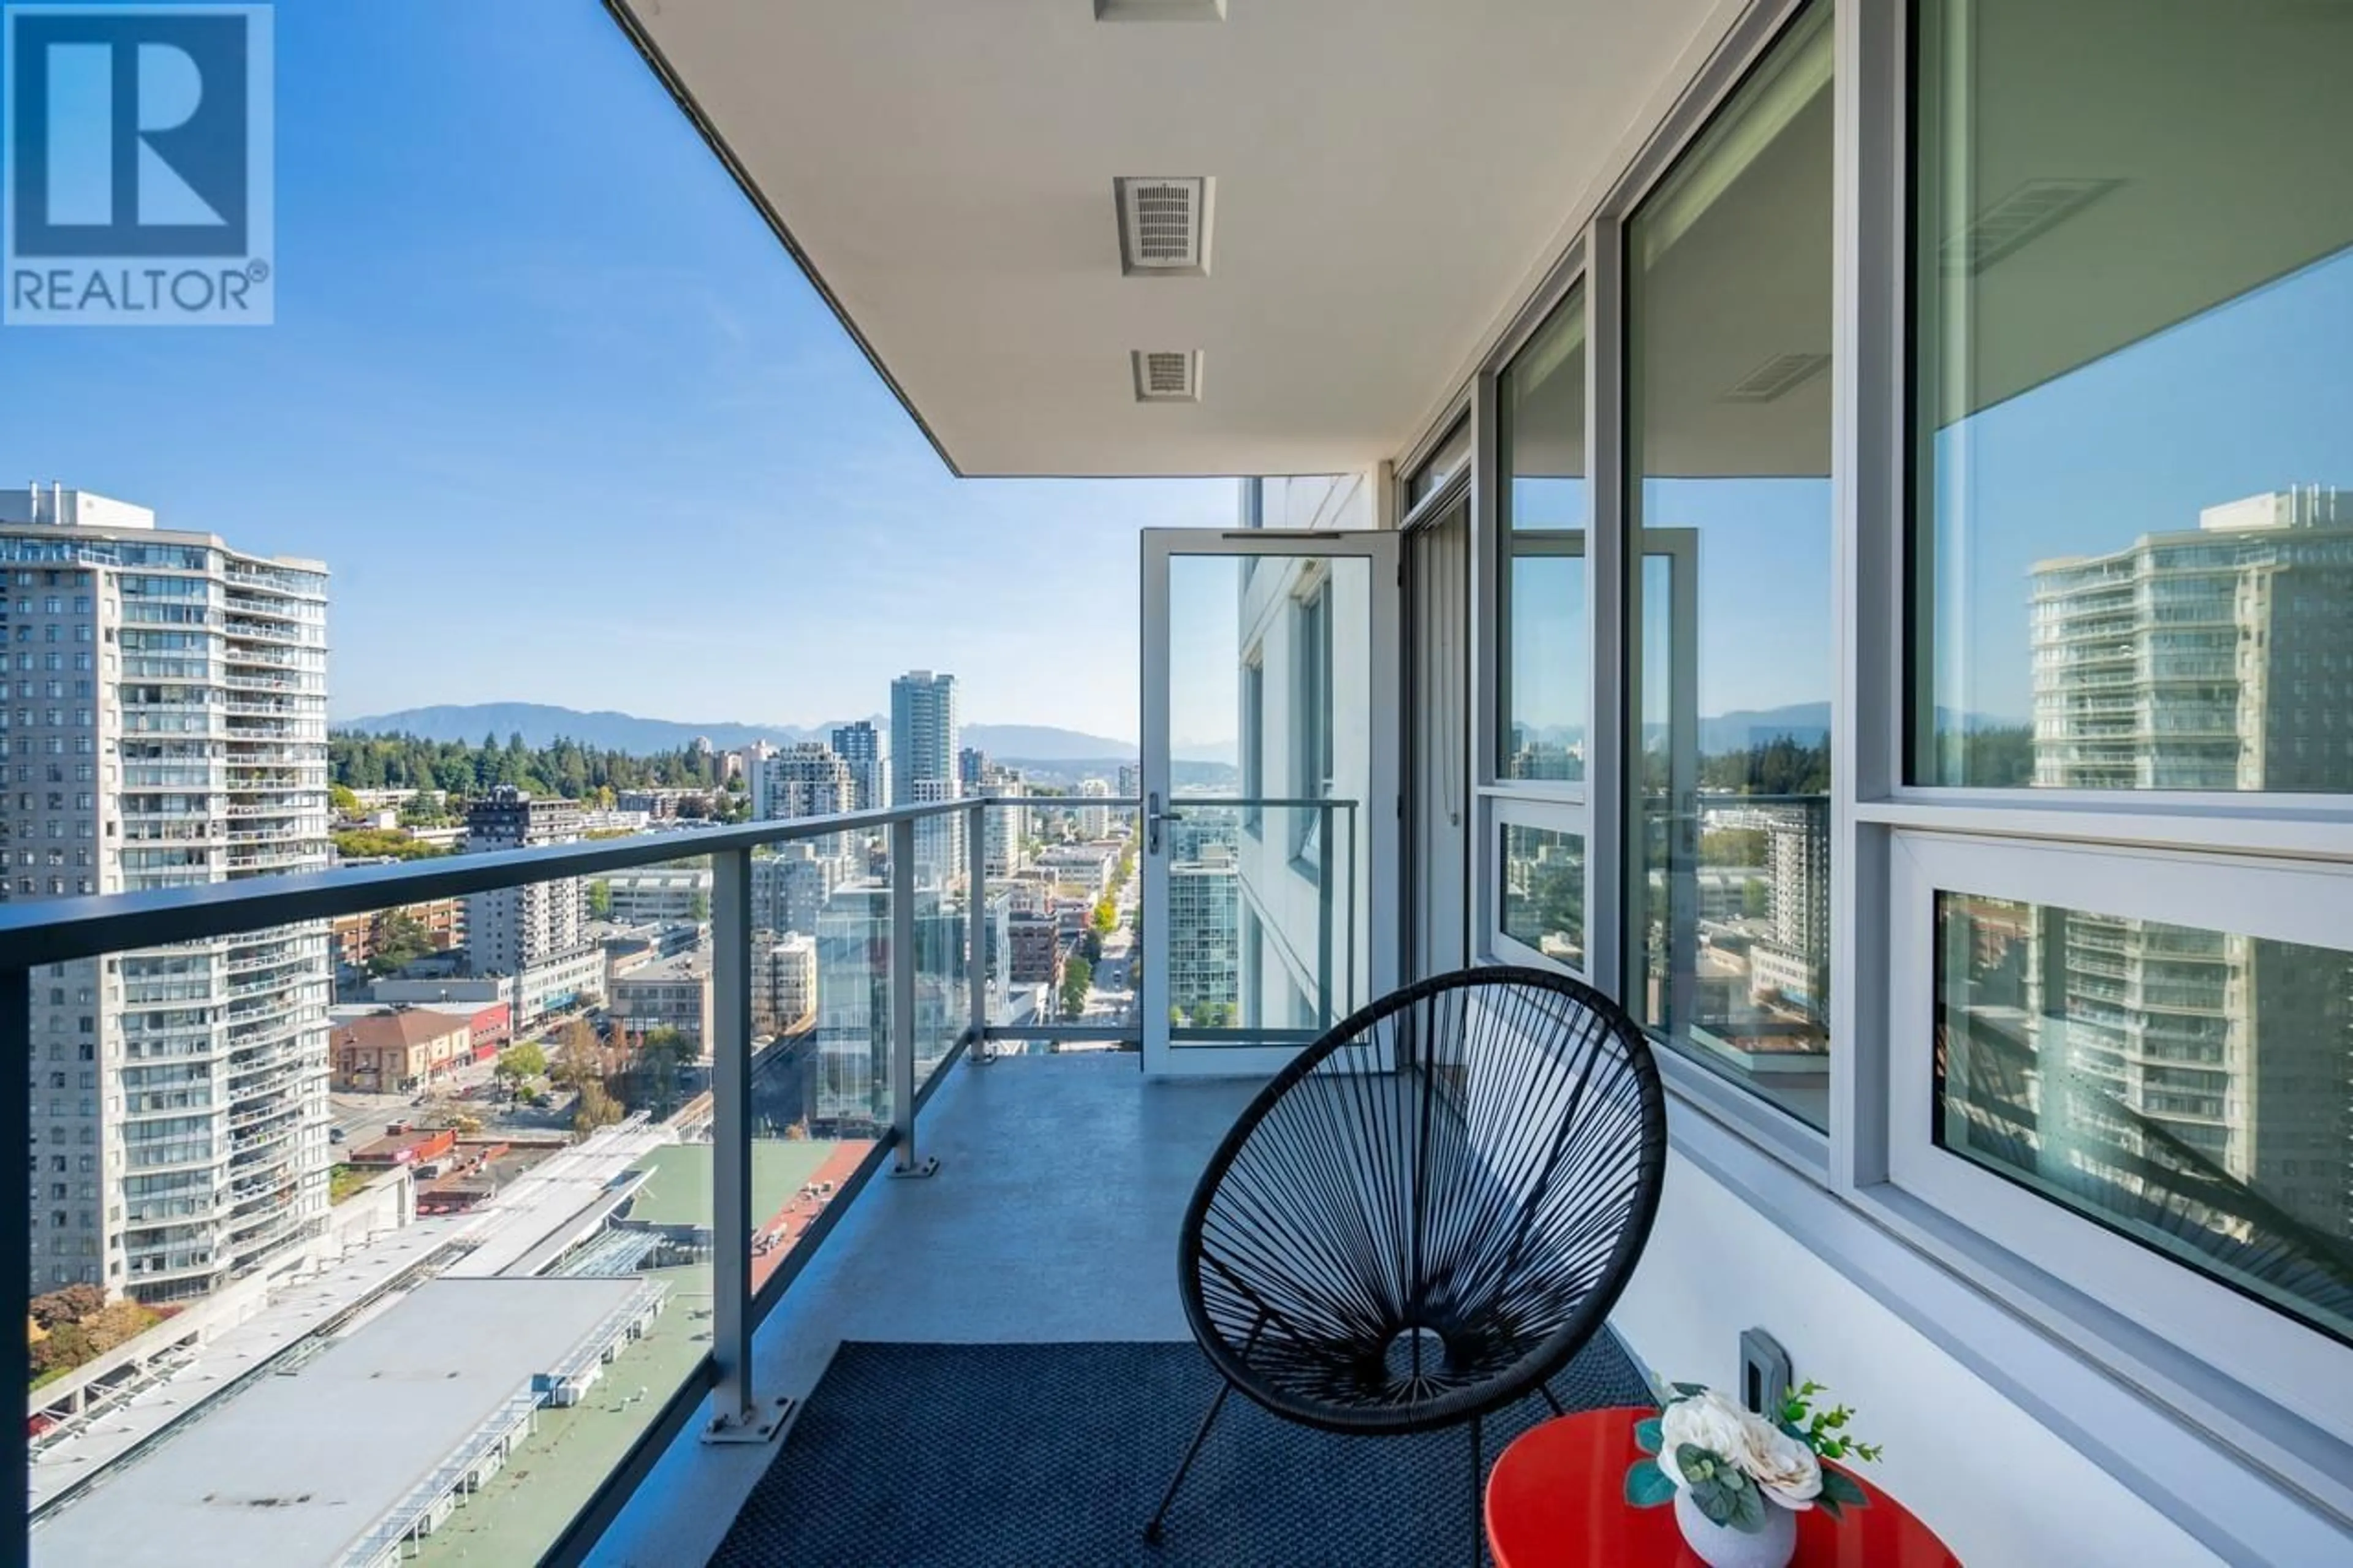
[609, 0, 1733, 477]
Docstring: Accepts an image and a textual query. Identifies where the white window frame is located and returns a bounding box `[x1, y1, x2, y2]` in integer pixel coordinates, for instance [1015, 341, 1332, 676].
[1888, 830, 2353, 1452]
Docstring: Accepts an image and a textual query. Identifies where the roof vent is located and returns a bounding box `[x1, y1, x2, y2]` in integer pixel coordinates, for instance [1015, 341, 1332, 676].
[1116, 177, 1211, 276]
[1132, 350, 1202, 403]
[1721, 352, 1830, 404]
[1096, 0, 1227, 20]
[1941, 178, 2124, 275]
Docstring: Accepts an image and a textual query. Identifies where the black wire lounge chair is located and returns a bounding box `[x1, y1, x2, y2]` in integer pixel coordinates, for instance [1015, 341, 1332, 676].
[1144, 965, 1669, 1559]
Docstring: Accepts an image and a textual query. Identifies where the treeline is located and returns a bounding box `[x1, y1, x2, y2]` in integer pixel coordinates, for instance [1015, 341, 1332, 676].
[330, 730, 733, 801]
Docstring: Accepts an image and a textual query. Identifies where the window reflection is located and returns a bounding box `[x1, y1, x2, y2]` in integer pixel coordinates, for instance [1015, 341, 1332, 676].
[1623, 1, 1834, 1128]
[1498, 290, 1588, 782]
[1936, 893, 2353, 1345]
[1914, 0, 2353, 792]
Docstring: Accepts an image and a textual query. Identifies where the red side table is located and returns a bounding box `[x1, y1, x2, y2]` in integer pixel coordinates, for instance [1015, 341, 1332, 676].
[1485, 1407, 1961, 1567]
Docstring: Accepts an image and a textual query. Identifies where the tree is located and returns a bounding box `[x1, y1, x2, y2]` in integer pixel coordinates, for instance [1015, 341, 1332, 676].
[28, 1284, 104, 1331]
[572, 1079, 624, 1136]
[553, 1018, 604, 1089]
[329, 782, 360, 817]
[496, 1040, 547, 1089]
[1059, 955, 1094, 1020]
[1091, 898, 1117, 934]
[588, 880, 613, 920]
[689, 891, 711, 922]
[635, 1028, 694, 1116]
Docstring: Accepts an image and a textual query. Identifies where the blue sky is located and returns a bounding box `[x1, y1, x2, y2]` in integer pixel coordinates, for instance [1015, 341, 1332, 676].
[0, 1, 1233, 741]
[5, 4, 2346, 744]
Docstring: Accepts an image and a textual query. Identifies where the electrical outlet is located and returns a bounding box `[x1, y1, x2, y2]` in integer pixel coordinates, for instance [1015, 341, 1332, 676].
[1738, 1328, 1791, 1417]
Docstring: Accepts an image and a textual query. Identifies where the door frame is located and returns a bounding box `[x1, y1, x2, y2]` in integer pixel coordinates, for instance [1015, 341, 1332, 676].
[1400, 482, 1473, 984]
[1139, 528, 1401, 1077]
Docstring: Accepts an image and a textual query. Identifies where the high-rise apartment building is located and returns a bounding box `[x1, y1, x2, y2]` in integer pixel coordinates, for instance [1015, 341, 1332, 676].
[2, 487, 332, 1302]
[760, 741, 857, 866]
[1075, 778, 1115, 840]
[2032, 488, 2353, 792]
[2027, 488, 2353, 1244]
[890, 671, 960, 885]
[1167, 845, 1240, 1026]
[830, 721, 889, 813]
[464, 787, 588, 978]
[977, 762, 1027, 877]
[752, 842, 835, 939]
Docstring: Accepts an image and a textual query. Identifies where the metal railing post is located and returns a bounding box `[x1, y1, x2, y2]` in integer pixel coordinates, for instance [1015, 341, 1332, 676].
[703, 848, 782, 1443]
[890, 816, 936, 1178]
[967, 797, 990, 1061]
[1317, 800, 1336, 1030]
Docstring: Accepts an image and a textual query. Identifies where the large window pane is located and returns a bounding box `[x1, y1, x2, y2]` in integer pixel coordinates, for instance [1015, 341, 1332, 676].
[1936, 893, 2353, 1346]
[1623, 1, 1834, 1127]
[1914, 0, 2353, 790]
[1498, 289, 1588, 782]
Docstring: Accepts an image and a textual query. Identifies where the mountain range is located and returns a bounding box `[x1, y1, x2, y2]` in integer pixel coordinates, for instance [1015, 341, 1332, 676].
[333, 702, 1139, 763]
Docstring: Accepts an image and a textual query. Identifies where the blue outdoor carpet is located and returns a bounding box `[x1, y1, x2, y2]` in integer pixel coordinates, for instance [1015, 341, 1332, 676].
[712, 1335, 1650, 1567]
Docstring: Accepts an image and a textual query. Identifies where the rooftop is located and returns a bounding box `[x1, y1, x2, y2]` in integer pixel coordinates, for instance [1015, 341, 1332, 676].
[32, 1277, 659, 1568]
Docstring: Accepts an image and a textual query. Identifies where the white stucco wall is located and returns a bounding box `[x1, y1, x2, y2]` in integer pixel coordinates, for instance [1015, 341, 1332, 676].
[1610, 1147, 2224, 1568]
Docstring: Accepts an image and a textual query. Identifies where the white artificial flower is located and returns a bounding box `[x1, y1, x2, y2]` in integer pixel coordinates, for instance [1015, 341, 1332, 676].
[1655, 1390, 1754, 1490]
[1733, 1411, 1824, 1510]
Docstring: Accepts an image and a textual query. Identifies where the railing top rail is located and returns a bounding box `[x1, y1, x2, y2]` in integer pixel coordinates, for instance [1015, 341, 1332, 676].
[0, 797, 982, 969]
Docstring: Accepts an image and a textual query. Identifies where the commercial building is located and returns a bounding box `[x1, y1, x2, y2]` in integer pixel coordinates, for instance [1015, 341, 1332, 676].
[601, 865, 714, 926]
[1, 487, 332, 1303]
[607, 951, 714, 1053]
[327, 1007, 473, 1093]
[759, 741, 857, 866]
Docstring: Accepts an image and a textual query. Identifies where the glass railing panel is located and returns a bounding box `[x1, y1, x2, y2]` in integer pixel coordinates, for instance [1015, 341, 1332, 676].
[23, 866, 712, 1568]
[974, 798, 1140, 1053]
[1159, 798, 1360, 1045]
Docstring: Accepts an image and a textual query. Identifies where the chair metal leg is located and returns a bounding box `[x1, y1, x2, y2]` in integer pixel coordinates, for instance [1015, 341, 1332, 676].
[1470, 1414, 1485, 1567]
[1143, 1381, 1233, 1544]
[1539, 1381, 1566, 1418]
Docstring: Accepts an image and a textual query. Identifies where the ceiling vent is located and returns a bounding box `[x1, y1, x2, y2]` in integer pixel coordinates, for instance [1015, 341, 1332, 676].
[1941, 177, 2124, 275]
[1115, 177, 1212, 276]
[1721, 352, 1830, 403]
[1096, 1, 1227, 20]
[1132, 350, 1202, 403]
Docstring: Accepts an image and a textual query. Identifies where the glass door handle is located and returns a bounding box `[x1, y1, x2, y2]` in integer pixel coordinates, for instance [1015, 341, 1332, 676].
[1145, 792, 1184, 855]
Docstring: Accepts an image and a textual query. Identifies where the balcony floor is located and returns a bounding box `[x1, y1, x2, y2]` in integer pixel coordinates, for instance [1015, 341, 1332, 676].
[592, 1051, 1267, 1566]
[596, 1049, 1653, 1567]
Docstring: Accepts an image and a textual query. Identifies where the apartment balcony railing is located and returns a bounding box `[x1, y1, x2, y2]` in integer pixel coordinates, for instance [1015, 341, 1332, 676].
[6, 794, 1022, 1560]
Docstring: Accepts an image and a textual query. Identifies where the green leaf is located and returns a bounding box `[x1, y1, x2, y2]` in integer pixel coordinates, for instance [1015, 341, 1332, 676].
[1624, 1458, 1678, 1508]
[1722, 1474, 1768, 1533]
[1814, 1491, 1844, 1522]
[1634, 1416, 1664, 1454]
[1670, 1381, 1710, 1398]
[1675, 1444, 1720, 1485]
[1820, 1469, 1871, 1510]
[1689, 1475, 1739, 1528]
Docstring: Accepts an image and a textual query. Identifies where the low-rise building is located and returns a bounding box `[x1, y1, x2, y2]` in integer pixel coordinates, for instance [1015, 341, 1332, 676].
[1037, 846, 1115, 899]
[608, 952, 714, 1052]
[329, 1007, 474, 1093]
[602, 866, 713, 925]
[1007, 913, 1064, 987]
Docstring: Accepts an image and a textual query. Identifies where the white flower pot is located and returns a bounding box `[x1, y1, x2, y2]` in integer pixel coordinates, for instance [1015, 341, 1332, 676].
[1673, 1488, 1798, 1568]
